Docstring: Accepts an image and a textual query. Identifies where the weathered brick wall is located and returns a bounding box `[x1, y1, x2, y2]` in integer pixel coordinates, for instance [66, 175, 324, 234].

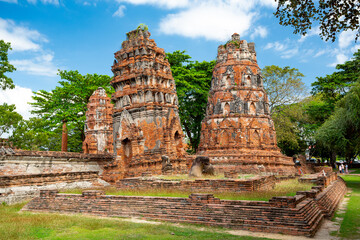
[23, 174, 346, 237]
[116, 175, 275, 192]
[0, 171, 100, 187]
[0, 149, 112, 176]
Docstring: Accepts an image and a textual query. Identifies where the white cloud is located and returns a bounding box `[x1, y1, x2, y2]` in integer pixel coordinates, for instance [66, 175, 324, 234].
[116, 0, 189, 9]
[118, 0, 276, 41]
[0, 0, 18, 3]
[328, 53, 348, 67]
[26, 0, 59, 5]
[0, 18, 48, 52]
[264, 40, 300, 59]
[339, 30, 356, 49]
[298, 26, 321, 42]
[1, 18, 60, 77]
[314, 49, 327, 58]
[0, 85, 34, 120]
[11, 52, 59, 77]
[264, 41, 286, 51]
[351, 44, 360, 53]
[250, 26, 268, 39]
[113, 5, 126, 17]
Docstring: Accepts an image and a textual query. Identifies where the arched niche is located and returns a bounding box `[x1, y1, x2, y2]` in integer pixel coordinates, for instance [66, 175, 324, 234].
[224, 103, 230, 115]
[121, 138, 132, 165]
[250, 102, 256, 114]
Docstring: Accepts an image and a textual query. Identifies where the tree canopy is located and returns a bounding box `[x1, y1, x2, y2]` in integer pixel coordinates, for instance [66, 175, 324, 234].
[28, 70, 113, 152]
[262, 65, 307, 115]
[167, 50, 215, 152]
[275, 0, 360, 42]
[0, 40, 16, 90]
[0, 103, 22, 138]
[316, 81, 360, 162]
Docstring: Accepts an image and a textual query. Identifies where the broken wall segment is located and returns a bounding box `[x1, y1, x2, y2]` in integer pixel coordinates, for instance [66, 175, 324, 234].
[198, 33, 295, 175]
[83, 87, 114, 154]
[106, 28, 187, 181]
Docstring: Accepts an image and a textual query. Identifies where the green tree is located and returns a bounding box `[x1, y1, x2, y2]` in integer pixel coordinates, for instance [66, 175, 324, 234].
[10, 117, 59, 151]
[274, 0, 360, 42]
[316, 81, 360, 165]
[30, 70, 113, 152]
[310, 49, 360, 163]
[0, 40, 16, 90]
[312, 49, 360, 105]
[0, 103, 22, 137]
[262, 65, 306, 115]
[166, 50, 215, 152]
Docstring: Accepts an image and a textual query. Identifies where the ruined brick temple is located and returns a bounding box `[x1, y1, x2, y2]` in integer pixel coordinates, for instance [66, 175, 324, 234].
[198, 33, 295, 174]
[103, 28, 186, 181]
[83, 87, 114, 154]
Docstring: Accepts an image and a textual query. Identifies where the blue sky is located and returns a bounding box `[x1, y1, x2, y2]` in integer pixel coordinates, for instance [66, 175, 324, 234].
[0, 0, 359, 119]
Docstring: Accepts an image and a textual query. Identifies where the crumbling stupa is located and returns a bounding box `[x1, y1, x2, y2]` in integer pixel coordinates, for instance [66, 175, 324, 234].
[105, 27, 186, 180]
[198, 33, 295, 175]
[83, 87, 113, 154]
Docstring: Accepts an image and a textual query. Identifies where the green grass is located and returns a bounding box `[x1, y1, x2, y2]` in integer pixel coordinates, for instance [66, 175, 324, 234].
[349, 168, 360, 174]
[0, 202, 273, 240]
[335, 175, 360, 239]
[61, 179, 314, 201]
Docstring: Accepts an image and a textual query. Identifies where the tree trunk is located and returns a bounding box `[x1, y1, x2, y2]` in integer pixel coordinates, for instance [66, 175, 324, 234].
[330, 151, 336, 169]
[61, 120, 68, 152]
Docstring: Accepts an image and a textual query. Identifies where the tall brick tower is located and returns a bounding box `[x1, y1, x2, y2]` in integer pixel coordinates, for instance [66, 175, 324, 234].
[83, 87, 113, 154]
[107, 27, 186, 180]
[198, 33, 295, 175]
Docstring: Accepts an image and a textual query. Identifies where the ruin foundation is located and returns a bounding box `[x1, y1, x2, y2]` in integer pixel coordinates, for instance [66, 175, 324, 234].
[23, 173, 346, 237]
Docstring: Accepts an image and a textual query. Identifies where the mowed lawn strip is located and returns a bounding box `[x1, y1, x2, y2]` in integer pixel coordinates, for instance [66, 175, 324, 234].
[61, 179, 314, 201]
[336, 175, 360, 239]
[0, 202, 273, 240]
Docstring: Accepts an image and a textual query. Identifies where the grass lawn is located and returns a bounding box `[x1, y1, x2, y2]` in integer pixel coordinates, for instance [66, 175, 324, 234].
[0, 202, 273, 240]
[334, 175, 360, 239]
[61, 179, 313, 201]
[349, 168, 360, 174]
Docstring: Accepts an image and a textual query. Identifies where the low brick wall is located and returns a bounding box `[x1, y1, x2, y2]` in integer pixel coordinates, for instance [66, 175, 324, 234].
[0, 149, 112, 176]
[0, 171, 100, 188]
[23, 173, 347, 237]
[299, 171, 337, 187]
[116, 175, 276, 192]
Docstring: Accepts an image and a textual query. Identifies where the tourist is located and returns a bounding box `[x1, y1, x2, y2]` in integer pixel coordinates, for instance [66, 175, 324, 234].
[345, 164, 348, 174]
[339, 164, 343, 174]
[341, 163, 345, 174]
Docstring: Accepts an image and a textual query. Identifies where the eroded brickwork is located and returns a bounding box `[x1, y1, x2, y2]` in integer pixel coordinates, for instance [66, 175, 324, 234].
[104, 28, 186, 181]
[198, 33, 295, 175]
[83, 87, 114, 154]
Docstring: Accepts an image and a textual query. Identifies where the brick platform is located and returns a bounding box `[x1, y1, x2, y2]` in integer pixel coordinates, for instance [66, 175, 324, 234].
[116, 175, 276, 192]
[23, 173, 346, 237]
